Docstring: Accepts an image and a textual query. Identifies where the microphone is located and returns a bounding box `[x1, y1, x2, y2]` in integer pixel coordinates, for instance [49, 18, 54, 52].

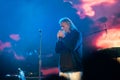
[57, 29, 65, 40]
[58, 36, 63, 39]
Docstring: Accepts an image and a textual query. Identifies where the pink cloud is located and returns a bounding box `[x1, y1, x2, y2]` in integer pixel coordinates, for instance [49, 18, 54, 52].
[0, 40, 12, 51]
[13, 51, 25, 60]
[95, 27, 120, 49]
[0, 40, 25, 61]
[64, 0, 119, 20]
[9, 34, 20, 41]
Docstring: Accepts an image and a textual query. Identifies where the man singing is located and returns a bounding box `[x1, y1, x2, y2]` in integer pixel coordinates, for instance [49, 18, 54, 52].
[55, 17, 83, 80]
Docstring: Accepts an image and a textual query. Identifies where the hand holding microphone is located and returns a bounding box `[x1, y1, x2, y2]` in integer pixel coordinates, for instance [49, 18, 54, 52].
[57, 30, 65, 39]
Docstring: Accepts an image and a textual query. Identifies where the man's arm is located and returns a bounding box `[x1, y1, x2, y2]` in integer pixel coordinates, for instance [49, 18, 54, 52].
[55, 30, 80, 53]
[62, 30, 79, 51]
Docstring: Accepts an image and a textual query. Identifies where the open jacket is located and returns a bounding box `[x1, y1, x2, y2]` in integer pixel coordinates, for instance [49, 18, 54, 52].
[55, 29, 82, 72]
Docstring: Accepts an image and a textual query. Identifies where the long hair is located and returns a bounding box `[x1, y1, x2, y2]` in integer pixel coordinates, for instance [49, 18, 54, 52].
[59, 17, 78, 31]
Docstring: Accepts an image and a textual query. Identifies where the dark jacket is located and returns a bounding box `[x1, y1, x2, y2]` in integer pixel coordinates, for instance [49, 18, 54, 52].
[55, 29, 82, 72]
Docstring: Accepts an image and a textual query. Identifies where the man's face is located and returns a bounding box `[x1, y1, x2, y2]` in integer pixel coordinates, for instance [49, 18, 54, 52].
[60, 22, 70, 32]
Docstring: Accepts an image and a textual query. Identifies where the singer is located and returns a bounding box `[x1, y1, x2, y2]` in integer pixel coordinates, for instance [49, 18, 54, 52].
[55, 17, 83, 80]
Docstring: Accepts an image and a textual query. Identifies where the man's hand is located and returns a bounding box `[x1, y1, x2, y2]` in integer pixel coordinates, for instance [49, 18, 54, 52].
[57, 30, 65, 39]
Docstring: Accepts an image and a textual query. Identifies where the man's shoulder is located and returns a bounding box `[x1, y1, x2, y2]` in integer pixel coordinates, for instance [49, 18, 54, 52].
[72, 29, 82, 37]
